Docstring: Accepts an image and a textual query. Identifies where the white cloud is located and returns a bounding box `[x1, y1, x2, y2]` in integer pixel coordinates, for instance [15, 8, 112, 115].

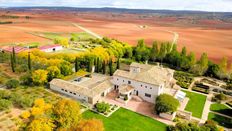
[0, 0, 232, 12]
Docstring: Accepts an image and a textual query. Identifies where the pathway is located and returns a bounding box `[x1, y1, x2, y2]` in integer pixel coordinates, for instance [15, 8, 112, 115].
[200, 94, 212, 123]
[72, 23, 102, 39]
[166, 30, 179, 51]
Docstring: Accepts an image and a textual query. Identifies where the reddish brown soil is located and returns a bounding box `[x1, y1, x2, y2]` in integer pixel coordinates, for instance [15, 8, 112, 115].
[0, 10, 231, 63]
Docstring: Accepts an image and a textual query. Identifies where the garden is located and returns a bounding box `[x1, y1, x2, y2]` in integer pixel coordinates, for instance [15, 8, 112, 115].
[93, 102, 119, 117]
[210, 103, 232, 117]
[174, 71, 194, 89]
[83, 108, 167, 131]
[208, 112, 232, 128]
[192, 82, 209, 94]
[183, 90, 207, 118]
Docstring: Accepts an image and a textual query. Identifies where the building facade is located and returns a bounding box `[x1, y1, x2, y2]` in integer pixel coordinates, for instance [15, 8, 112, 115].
[112, 63, 174, 103]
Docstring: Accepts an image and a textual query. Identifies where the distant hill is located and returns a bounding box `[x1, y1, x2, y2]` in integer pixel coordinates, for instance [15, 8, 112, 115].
[1, 7, 232, 23]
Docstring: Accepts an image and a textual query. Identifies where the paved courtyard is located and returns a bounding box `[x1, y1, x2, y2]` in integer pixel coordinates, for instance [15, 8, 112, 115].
[102, 91, 174, 125]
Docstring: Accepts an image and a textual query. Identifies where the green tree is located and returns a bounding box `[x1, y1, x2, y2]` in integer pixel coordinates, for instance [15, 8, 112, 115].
[12, 47, 16, 63]
[117, 58, 120, 69]
[75, 57, 79, 72]
[158, 43, 167, 63]
[150, 41, 159, 62]
[10, 54, 15, 72]
[134, 39, 150, 61]
[20, 73, 33, 86]
[219, 57, 228, 75]
[102, 60, 106, 74]
[155, 94, 179, 114]
[87, 58, 94, 72]
[28, 52, 31, 71]
[181, 46, 187, 56]
[188, 52, 196, 68]
[109, 59, 114, 76]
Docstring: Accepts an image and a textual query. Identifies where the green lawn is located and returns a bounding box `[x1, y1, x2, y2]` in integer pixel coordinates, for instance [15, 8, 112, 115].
[83, 108, 167, 131]
[210, 103, 232, 117]
[208, 112, 232, 128]
[183, 90, 207, 118]
[71, 32, 95, 41]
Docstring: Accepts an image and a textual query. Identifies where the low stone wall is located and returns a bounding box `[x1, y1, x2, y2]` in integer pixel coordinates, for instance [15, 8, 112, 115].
[160, 112, 176, 121]
[176, 110, 192, 120]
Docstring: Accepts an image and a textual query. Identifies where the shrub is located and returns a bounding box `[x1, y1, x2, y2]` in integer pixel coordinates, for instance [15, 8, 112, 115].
[203, 120, 218, 131]
[174, 71, 194, 89]
[16, 64, 28, 73]
[6, 79, 19, 89]
[155, 94, 179, 114]
[215, 93, 227, 101]
[0, 90, 11, 99]
[20, 73, 33, 86]
[96, 102, 110, 113]
[0, 99, 13, 111]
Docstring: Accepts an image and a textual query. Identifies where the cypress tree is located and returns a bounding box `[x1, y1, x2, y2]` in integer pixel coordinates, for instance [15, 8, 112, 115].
[87, 58, 93, 72]
[109, 59, 113, 76]
[10, 54, 15, 72]
[12, 47, 16, 63]
[28, 52, 31, 71]
[117, 58, 120, 69]
[96, 57, 99, 73]
[102, 60, 106, 74]
[75, 57, 79, 72]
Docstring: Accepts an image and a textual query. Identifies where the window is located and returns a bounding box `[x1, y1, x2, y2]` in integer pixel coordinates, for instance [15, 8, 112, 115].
[73, 93, 76, 95]
[145, 93, 151, 98]
[141, 85, 142, 87]
[128, 81, 131, 84]
[145, 86, 147, 88]
[150, 87, 152, 89]
[65, 90, 67, 92]
[61, 89, 64, 91]
[123, 80, 124, 82]
[70, 91, 72, 94]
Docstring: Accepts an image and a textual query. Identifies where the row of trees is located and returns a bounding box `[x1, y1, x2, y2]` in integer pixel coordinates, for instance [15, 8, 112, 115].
[133, 39, 232, 81]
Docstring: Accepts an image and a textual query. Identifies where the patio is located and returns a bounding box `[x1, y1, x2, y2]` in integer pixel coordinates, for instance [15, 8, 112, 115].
[102, 91, 174, 125]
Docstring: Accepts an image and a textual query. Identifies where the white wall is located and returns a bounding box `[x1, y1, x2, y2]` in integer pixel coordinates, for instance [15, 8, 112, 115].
[50, 84, 88, 103]
[42, 46, 63, 53]
[112, 76, 163, 103]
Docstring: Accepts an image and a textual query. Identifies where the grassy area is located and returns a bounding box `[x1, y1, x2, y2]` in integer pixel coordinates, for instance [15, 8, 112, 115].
[210, 103, 232, 117]
[183, 90, 207, 118]
[208, 112, 232, 128]
[83, 108, 167, 131]
[71, 32, 95, 41]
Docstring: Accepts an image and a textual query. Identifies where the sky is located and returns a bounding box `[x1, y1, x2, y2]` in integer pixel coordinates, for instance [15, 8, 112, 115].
[0, 0, 232, 12]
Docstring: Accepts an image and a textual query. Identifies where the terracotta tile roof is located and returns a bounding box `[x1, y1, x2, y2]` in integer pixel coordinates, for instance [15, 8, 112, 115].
[114, 62, 174, 86]
[39, 44, 61, 50]
[1, 46, 27, 53]
[50, 78, 113, 98]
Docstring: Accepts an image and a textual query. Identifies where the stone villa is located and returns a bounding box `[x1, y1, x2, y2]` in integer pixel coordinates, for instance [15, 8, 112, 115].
[50, 62, 175, 104]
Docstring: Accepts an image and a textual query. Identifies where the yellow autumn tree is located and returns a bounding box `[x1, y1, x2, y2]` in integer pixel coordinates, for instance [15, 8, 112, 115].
[27, 117, 55, 131]
[32, 69, 48, 85]
[53, 99, 81, 129]
[74, 119, 104, 131]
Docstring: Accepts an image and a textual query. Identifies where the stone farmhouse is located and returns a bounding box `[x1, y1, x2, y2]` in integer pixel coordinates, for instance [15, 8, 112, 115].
[50, 62, 175, 104]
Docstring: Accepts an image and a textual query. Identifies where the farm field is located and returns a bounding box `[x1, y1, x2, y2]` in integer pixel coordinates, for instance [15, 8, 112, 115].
[0, 10, 232, 63]
[83, 108, 167, 131]
[183, 90, 207, 118]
